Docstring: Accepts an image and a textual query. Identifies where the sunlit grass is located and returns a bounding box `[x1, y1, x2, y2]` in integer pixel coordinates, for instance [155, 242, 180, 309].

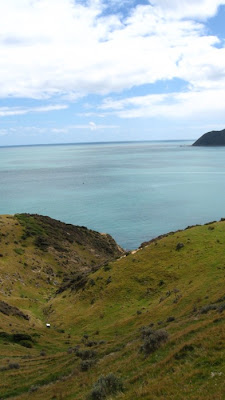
[0, 215, 224, 399]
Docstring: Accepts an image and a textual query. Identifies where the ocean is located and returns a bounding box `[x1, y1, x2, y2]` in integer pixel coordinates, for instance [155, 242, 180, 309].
[1, 140, 225, 249]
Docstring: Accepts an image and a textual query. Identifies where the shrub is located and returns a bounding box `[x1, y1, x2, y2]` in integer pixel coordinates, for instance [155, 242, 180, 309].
[34, 236, 49, 251]
[166, 316, 175, 322]
[8, 362, 20, 369]
[176, 243, 184, 251]
[20, 340, 33, 348]
[80, 359, 95, 372]
[29, 385, 40, 392]
[218, 303, 225, 313]
[67, 347, 73, 354]
[75, 348, 96, 360]
[140, 328, 169, 355]
[0, 332, 12, 341]
[0, 365, 8, 371]
[215, 295, 225, 303]
[88, 373, 123, 399]
[200, 304, 218, 314]
[86, 341, 97, 347]
[141, 326, 154, 338]
[12, 333, 33, 342]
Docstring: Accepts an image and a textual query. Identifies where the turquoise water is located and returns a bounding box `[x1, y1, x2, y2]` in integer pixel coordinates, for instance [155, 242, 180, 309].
[1, 140, 225, 249]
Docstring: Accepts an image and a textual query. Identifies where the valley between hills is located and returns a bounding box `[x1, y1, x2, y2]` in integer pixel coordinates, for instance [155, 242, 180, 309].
[0, 214, 224, 399]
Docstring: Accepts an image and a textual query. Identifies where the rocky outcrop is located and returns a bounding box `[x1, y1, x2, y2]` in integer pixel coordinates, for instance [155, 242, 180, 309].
[193, 128, 225, 146]
[0, 300, 29, 320]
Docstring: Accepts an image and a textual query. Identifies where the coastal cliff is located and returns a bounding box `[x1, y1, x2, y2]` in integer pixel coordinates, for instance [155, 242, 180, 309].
[193, 128, 225, 146]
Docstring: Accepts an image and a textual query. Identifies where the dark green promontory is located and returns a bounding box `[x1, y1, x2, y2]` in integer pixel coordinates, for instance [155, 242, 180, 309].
[193, 128, 225, 146]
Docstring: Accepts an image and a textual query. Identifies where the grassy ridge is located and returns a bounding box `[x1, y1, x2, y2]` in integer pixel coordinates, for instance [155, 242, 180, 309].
[0, 215, 224, 399]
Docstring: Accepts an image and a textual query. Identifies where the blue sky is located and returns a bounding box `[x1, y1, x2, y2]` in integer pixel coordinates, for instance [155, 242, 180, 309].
[0, 0, 225, 145]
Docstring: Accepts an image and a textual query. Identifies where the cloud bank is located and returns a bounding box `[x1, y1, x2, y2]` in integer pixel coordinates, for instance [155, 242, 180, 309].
[0, 0, 225, 128]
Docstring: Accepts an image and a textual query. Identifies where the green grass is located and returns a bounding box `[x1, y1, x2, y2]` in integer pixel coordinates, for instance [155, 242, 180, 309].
[0, 215, 225, 399]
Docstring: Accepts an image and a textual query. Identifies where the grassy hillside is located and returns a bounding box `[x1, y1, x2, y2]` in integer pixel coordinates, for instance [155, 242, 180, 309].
[0, 215, 224, 399]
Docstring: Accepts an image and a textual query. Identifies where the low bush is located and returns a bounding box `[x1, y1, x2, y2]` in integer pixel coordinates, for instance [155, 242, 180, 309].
[75, 348, 96, 360]
[8, 362, 20, 369]
[0, 332, 11, 341]
[140, 327, 169, 355]
[80, 359, 95, 372]
[200, 304, 218, 314]
[34, 236, 49, 251]
[88, 373, 123, 399]
[166, 316, 175, 322]
[106, 276, 112, 285]
[103, 265, 111, 272]
[0, 365, 8, 371]
[86, 341, 97, 347]
[218, 302, 225, 313]
[12, 333, 33, 342]
[176, 243, 184, 251]
[20, 340, 32, 348]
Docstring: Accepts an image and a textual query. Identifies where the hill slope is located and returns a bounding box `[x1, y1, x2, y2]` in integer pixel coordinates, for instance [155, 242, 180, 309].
[0, 215, 224, 399]
[193, 128, 225, 146]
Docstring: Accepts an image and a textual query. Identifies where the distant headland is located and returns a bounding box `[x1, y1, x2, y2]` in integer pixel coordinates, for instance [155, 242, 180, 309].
[193, 128, 225, 146]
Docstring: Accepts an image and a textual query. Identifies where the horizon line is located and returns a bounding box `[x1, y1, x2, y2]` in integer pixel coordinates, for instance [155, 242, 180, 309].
[0, 139, 195, 149]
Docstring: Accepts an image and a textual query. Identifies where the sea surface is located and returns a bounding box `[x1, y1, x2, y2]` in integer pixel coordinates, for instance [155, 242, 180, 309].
[1, 140, 225, 249]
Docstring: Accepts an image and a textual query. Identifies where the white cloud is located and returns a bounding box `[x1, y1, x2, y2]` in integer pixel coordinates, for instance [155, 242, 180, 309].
[0, 104, 68, 117]
[0, 0, 224, 102]
[68, 122, 119, 131]
[150, 0, 225, 20]
[99, 88, 225, 119]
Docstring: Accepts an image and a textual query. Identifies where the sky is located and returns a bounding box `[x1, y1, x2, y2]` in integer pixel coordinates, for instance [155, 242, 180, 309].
[0, 0, 225, 145]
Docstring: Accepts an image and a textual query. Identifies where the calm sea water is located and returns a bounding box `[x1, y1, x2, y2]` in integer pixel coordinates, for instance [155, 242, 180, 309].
[1, 141, 225, 249]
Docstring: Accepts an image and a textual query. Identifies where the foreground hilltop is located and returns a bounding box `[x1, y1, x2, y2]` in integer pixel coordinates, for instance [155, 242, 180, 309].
[0, 214, 225, 399]
[193, 128, 225, 146]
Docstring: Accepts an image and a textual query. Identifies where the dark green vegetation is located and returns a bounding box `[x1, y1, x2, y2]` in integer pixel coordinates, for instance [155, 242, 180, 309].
[193, 128, 225, 146]
[0, 214, 224, 399]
